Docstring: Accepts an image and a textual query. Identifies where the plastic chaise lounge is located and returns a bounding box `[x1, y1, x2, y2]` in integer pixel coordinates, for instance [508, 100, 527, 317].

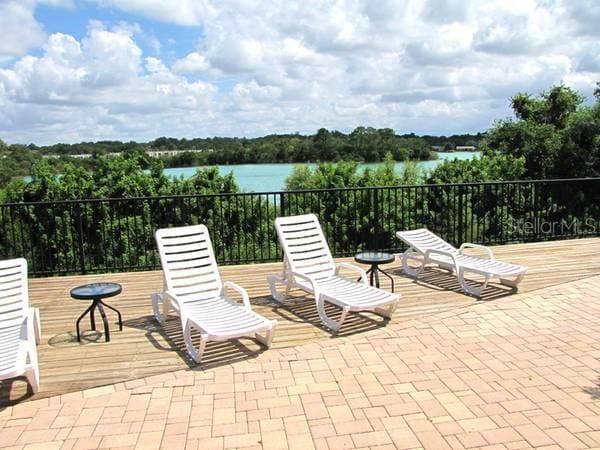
[268, 214, 401, 332]
[0, 258, 41, 394]
[396, 228, 527, 297]
[151, 225, 276, 363]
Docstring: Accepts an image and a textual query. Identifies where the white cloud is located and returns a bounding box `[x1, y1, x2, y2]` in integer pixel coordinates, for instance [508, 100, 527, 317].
[574, 43, 600, 73]
[173, 52, 210, 75]
[80, 21, 142, 87]
[93, 0, 212, 26]
[0, 0, 46, 58]
[405, 23, 474, 66]
[0, 22, 217, 143]
[564, 0, 600, 37]
[472, 2, 561, 56]
[421, 0, 470, 24]
[0, 0, 599, 144]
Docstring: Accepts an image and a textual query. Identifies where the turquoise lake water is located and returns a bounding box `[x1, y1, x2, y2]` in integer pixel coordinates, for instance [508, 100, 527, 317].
[164, 151, 480, 192]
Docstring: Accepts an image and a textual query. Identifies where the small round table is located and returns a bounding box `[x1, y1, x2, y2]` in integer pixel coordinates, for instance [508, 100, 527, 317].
[354, 251, 395, 292]
[71, 282, 123, 342]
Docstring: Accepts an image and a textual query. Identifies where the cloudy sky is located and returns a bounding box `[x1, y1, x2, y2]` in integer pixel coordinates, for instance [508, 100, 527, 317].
[0, 0, 598, 145]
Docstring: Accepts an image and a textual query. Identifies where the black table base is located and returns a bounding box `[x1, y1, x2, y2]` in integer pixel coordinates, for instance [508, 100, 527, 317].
[364, 264, 395, 292]
[354, 251, 396, 292]
[76, 298, 122, 342]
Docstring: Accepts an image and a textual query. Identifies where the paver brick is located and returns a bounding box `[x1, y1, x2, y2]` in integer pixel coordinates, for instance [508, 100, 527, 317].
[3, 272, 600, 450]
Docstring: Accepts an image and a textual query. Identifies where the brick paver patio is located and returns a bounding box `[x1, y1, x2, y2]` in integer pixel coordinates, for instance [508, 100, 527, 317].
[1, 275, 599, 449]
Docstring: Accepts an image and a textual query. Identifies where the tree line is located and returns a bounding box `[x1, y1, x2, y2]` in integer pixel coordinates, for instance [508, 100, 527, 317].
[0, 127, 485, 188]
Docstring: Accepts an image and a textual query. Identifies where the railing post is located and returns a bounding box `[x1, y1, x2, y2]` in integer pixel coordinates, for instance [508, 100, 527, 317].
[76, 202, 86, 274]
[457, 185, 464, 245]
[279, 192, 286, 217]
[373, 188, 379, 250]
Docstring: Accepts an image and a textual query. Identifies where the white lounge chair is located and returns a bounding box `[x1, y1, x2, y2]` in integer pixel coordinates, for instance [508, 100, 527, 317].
[152, 225, 276, 363]
[396, 228, 527, 297]
[0, 258, 41, 394]
[268, 214, 400, 332]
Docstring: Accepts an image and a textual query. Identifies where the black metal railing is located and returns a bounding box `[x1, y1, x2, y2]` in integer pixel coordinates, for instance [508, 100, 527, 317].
[1, 178, 599, 276]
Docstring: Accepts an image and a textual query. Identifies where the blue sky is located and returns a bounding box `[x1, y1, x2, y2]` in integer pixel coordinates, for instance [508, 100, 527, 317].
[0, 0, 598, 145]
[34, 2, 200, 63]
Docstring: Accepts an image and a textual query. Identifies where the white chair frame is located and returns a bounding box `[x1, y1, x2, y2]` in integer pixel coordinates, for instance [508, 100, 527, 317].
[397, 229, 527, 297]
[152, 225, 276, 363]
[0, 258, 41, 393]
[269, 214, 400, 332]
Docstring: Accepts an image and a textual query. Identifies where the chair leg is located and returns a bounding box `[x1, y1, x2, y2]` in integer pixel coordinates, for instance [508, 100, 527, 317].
[317, 297, 348, 333]
[183, 319, 209, 363]
[500, 274, 525, 289]
[402, 251, 425, 278]
[255, 321, 277, 348]
[375, 300, 398, 319]
[151, 292, 165, 324]
[195, 336, 208, 363]
[25, 366, 39, 394]
[25, 345, 39, 394]
[268, 274, 288, 303]
[458, 268, 490, 298]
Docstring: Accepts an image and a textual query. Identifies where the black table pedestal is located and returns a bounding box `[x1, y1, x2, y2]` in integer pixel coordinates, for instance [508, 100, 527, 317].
[365, 264, 395, 292]
[76, 298, 122, 342]
[71, 282, 123, 343]
[354, 251, 396, 292]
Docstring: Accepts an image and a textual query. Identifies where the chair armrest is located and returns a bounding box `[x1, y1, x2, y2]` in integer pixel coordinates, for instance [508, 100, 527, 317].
[425, 248, 457, 259]
[336, 262, 368, 284]
[222, 281, 252, 310]
[18, 307, 39, 345]
[163, 290, 184, 312]
[425, 249, 460, 272]
[459, 243, 494, 260]
[30, 307, 41, 345]
[290, 271, 320, 293]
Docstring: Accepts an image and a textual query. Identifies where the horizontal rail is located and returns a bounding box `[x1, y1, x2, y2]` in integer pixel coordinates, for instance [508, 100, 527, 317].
[1, 179, 599, 276]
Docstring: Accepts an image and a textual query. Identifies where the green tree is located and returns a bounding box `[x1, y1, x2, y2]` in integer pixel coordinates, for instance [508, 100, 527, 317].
[427, 154, 526, 184]
[481, 84, 600, 179]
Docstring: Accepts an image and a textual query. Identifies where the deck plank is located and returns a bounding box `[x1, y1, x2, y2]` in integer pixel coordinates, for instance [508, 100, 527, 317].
[2, 237, 600, 405]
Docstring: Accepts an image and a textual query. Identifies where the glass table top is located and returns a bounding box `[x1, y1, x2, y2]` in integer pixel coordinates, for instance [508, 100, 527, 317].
[354, 251, 395, 265]
[70, 282, 122, 300]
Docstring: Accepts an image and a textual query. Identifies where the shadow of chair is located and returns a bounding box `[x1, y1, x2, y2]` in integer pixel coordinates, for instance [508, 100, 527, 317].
[122, 315, 269, 371]
[388, 266, 517, 301]
[584, 376, 600, 401]
[260, 291, 391, 338]
[0, 378, 35, 409]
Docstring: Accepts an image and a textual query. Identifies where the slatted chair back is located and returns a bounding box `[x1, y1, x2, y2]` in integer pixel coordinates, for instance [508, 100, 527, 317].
[275, 214, 336, 279]
[0, 258, 29, 331]
[155, 225, 222, 303]
[397, 228, 458, 255]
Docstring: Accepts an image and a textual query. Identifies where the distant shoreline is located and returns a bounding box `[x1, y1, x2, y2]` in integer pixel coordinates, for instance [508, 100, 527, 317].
[161, 151, 480, 192]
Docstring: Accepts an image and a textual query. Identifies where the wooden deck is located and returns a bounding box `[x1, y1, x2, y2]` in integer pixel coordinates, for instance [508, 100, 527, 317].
[2, 238, 600, 406]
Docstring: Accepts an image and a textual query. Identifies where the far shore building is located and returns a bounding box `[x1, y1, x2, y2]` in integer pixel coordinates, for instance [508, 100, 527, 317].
[42, 149, 214, 159]
[146, 149, 213, 157]
[431, 145, 477, 152]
